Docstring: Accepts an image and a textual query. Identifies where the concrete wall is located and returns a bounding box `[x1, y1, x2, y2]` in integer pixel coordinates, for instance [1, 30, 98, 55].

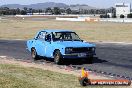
[56, 17, 132, 23]
[56, 17, 99, 22]
[56, 17, 85, 21]
[100, 18, 132, 23]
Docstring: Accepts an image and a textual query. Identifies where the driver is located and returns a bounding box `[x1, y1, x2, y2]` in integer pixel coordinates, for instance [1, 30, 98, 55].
[59, 33, 72, 40]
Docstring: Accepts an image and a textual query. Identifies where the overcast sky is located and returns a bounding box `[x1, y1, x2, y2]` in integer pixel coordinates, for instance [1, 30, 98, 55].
[0, 0, 132, 8]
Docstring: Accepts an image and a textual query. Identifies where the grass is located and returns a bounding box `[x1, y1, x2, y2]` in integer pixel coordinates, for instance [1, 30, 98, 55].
[0, 17, 132, 42]
[0, 19, 132, 42]
[0, 63, 130, 88]
[0, 64, 79, 88]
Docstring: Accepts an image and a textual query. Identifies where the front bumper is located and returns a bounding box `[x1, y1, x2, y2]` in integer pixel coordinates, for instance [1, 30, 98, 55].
[62, 52, 96, 59]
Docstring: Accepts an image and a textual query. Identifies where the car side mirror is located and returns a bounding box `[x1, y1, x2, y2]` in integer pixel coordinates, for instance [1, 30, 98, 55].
[81, 40, 84, 42]
[34, 38, 37, 40]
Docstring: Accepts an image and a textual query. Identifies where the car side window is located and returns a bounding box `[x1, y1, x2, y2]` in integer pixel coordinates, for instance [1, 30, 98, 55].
[37, 32, 47, 40]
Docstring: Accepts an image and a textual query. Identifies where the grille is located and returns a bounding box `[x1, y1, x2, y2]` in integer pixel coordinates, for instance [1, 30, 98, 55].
[65, 47, 95, 54]
[72, 47, 87, 52]
[71, 47, 93, 53]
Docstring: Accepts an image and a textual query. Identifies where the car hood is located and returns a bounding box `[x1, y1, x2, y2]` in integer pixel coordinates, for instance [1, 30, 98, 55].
[55, 41, 95, 47]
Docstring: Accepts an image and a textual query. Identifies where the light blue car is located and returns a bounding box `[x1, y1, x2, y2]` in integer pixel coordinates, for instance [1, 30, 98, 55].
[27, 30, 96, 64]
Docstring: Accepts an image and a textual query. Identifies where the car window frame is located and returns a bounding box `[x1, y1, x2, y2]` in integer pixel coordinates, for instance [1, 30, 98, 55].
[36, 31, 47, 40]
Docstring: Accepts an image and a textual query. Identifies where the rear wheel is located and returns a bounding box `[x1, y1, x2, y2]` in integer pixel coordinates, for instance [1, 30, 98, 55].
[54, 50, 63, 65]
[31, 48, 39, 60]
[89, 57, 93, 64]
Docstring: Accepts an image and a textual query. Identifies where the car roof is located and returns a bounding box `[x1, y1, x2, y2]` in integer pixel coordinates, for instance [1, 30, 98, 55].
[40, 29, 74, 33]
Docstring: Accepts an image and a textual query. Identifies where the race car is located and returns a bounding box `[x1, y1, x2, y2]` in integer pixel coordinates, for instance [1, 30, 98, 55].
[27, 29, 96, 64]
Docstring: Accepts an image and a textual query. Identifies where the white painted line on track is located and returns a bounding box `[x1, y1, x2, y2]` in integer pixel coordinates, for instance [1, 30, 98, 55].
[95, 41, 132, 45]
[0, 56, 7, 58]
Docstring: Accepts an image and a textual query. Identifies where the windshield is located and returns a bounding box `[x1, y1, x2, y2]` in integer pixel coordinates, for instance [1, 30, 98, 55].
[52, 32, 81, 41]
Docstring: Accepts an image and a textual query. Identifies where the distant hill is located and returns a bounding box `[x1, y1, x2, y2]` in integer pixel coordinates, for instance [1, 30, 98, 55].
[1, 4, 26, 9]
[1, 2, 96, 10]
[70, 4, 96, 10]
[1, 2, 68, 9]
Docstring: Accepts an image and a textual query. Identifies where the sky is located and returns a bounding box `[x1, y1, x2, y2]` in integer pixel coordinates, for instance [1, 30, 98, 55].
[0, 0, 132, 8]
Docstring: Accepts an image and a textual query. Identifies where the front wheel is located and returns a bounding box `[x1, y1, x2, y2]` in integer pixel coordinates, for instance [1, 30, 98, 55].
[54, 50, 63, 65]
[86, 56, 93, 64]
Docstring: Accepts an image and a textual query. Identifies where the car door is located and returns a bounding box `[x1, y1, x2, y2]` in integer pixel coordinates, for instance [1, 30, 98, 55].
[44, 33, 53, 57]
[35, 31, 47, 56]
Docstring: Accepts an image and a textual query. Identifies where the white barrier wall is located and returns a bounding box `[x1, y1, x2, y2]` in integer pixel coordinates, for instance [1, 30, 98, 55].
[56, 17, 132, 23]
[16, 15, 132, 23]
[15, 15, 82, 17]
[56, 17, 85, 21]
[56, 17, 99, 22]
[100, 18, 132, 23]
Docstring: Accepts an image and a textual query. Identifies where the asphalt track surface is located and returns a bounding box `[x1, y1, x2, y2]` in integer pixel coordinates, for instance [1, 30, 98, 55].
[0, 40, 132, 79]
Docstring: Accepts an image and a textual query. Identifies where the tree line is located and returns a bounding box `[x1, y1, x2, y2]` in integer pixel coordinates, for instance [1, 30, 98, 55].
[0, 6, 132, 18]
[0, 7, 116, 15]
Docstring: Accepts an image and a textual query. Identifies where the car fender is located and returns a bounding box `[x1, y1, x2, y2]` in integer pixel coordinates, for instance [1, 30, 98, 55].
[50, 44, 65, 58]
[27, 39, 35, 52]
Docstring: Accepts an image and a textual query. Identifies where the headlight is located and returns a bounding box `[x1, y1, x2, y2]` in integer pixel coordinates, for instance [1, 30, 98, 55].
[92, 47, 95, 51]
[89, 47, 95, 51]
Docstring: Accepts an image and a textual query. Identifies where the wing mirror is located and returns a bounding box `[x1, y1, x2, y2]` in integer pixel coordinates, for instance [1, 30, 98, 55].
[34, 38, 37, 40]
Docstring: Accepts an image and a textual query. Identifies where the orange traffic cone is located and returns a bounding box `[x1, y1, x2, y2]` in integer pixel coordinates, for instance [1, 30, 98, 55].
[79, 68, 90, 86]
[81, 68, 89, 78]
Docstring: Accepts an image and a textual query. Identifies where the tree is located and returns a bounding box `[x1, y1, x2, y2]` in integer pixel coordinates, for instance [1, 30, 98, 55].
[120, 14, 125, 18]
[11, 9, 17, 15]
[16, 8, 21, 14]
[0, 7, 10, 15]
[45, 7, 53, 14]
[53, 7, 61, 15]
[23, 7, 28, 11]
[127, 13, 132, 18]
[23, 7, 28, 14]
[110, 7, 116, 14]
[29, 8, 33, 15]
[20, 10, 26, 15]
[112, 14, 116, 18]
[100, 14, 110, 18]
[38, 9, 42, 14]
[66, 8, 72, 14]
[3, 7, 9, 10]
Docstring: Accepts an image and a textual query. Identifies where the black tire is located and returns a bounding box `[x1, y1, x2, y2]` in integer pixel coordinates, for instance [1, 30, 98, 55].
[86, 56, 93, 64]
[54, 50, 63, 65]
[88, 56, 94, 64]
[79, 77, 90, 86]
[31, 48, 39, 60]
